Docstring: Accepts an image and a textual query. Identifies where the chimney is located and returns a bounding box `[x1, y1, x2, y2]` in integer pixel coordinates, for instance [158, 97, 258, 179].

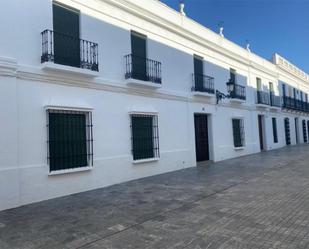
[179, 1, 186, 16]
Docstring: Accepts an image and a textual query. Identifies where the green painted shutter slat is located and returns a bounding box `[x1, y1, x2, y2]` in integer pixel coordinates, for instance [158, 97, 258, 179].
[131, 32, 147, 81]
[53, 2, 80, 67]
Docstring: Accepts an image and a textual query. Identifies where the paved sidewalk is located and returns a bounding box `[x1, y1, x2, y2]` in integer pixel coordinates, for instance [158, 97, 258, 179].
[1, 145, 309, 249]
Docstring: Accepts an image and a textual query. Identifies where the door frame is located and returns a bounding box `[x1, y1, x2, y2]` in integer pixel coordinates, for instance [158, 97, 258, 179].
[193, 113, 213, 163]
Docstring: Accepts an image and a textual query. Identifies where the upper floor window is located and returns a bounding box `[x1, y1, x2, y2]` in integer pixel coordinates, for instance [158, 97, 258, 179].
[269, 82, 274, 93]
[230, 68, 237, 84]
[125, 31, 161, 84]
[256, 78, 262, 91]
[47, 109, 93, 172]
[41, 2, 99, 71]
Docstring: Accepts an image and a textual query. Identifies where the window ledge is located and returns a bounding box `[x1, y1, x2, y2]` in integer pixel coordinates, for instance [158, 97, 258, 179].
[191, 91, 215, 98]
[230, 99, 246, 104]
[133, 158, 160, 164]
[41, 62, 99, 78]
[234, 147, 245, 151]
[256, 103, 270, 108]
[125, 78, 162, 89]
[49, 166, 92, 176]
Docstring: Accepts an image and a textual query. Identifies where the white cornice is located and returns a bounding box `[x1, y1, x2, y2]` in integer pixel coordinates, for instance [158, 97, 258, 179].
[0, 57, 17, 77]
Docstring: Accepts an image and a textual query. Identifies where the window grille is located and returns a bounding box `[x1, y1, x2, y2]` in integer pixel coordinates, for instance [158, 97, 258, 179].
[130, 114, 159, 161]
[47, 109, 93, 172]
[272, 118, 278, 143]
[232, 119, 245, 148]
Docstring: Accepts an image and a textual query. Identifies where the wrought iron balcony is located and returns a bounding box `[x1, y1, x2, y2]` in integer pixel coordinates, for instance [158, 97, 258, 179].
[270, 93, 282, 108]
[257, 91, 270, 105]
[125, 54, 162, 84]
[191, 74, 215, 94]
[41, 29, 99, 71]
[229, 83, 246, 100]
[283, 96, 309, 113]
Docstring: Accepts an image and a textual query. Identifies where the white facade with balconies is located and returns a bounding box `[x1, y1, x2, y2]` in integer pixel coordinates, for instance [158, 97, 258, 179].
[0, 0, 309, 211]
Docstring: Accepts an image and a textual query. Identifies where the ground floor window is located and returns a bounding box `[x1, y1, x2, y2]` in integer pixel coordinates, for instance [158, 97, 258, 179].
[47, 109, 93, 172]
[272, 118, 278, 143]
[302, 120, 307, 143]
[232, 118, 245, 148]
[130, 114, 159, 161]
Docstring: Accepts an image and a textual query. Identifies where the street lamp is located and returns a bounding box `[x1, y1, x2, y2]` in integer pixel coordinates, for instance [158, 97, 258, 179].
[216, 80, 235, 104]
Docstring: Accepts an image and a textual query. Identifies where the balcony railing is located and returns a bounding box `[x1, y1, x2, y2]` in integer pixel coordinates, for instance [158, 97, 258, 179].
[257, 91, 270, 105]
[125, 54, 162, 84]
[191, 74, 215, 94]
[41, 29, 99, 71]
[283, 96, 309, 113]
[270, 93, 282, 108]
[229, 83, 246, 100]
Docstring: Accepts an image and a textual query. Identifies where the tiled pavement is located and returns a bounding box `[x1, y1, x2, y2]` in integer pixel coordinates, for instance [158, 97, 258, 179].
[1, 145, 309, 249]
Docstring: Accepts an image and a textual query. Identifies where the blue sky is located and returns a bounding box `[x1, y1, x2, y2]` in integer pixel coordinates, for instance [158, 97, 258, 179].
[160, 0, 309, 73]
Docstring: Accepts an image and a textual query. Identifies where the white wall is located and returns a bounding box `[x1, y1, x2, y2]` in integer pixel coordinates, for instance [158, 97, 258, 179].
[1, 0, 309, 211]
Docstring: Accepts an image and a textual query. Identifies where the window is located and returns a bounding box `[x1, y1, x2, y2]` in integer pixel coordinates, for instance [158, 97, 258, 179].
[53, 2, 80, 68]
[130, 114, 159, 161]
[232, 119, 245, 148]
[256, 78, 262, 91]
[272, 118, 278, 143]
[47, 109, 93, 172]
[131, 31, 147, 81]
[269, 82, 274, 93]
[193, 55, 204, 91]
[230, 68, 237, 83]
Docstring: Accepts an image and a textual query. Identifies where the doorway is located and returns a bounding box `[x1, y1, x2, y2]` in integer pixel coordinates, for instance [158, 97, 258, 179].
[258, 115, 265, 151]
[194, 114, 210, 162]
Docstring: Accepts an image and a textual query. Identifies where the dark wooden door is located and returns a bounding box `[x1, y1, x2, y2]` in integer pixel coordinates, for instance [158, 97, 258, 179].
[131, 31, 147, 81]
[53, 2, 80, 67]
[194, 114, 209, 162]
[258, 115, 264, 151]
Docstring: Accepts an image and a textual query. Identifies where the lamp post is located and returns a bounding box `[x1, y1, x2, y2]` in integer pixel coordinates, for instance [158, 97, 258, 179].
[216, 81, 235, 104]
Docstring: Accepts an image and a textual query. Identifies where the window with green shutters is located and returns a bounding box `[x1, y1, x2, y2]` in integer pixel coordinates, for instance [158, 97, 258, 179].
[130, 114, 159, 161]
[47, 109, 93, 172]
[232, 119, 245, 148]
[230, 68, 237, 83]
[272, 118, 278, 143]
[256, 78, 262, 91]
[269, 82, 274, 93]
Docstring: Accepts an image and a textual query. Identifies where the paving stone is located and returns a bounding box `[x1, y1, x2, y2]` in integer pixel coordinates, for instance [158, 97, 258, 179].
[1, 144, 309, 248]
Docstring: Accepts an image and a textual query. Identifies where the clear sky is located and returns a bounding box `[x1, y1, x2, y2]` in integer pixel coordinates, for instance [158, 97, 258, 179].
[160, 0, 309, 73]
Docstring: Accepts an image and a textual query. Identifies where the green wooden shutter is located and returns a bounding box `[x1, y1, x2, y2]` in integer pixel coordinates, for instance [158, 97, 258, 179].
[194, 56, 204, 91]
[49, 112, 87, 171]
[53, 2, 80, 67]
[132, 116, 154, 160]
[256, 78, 262, 91]
[131, 31, 147, 81]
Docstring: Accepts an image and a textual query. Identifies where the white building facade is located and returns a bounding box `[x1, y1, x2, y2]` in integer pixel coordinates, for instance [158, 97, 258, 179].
[0, 0, 309, 211]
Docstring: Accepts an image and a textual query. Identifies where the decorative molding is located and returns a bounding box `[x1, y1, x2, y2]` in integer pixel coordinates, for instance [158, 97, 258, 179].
[273, 53, 309, 83]
[0, 57, 17, 77]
